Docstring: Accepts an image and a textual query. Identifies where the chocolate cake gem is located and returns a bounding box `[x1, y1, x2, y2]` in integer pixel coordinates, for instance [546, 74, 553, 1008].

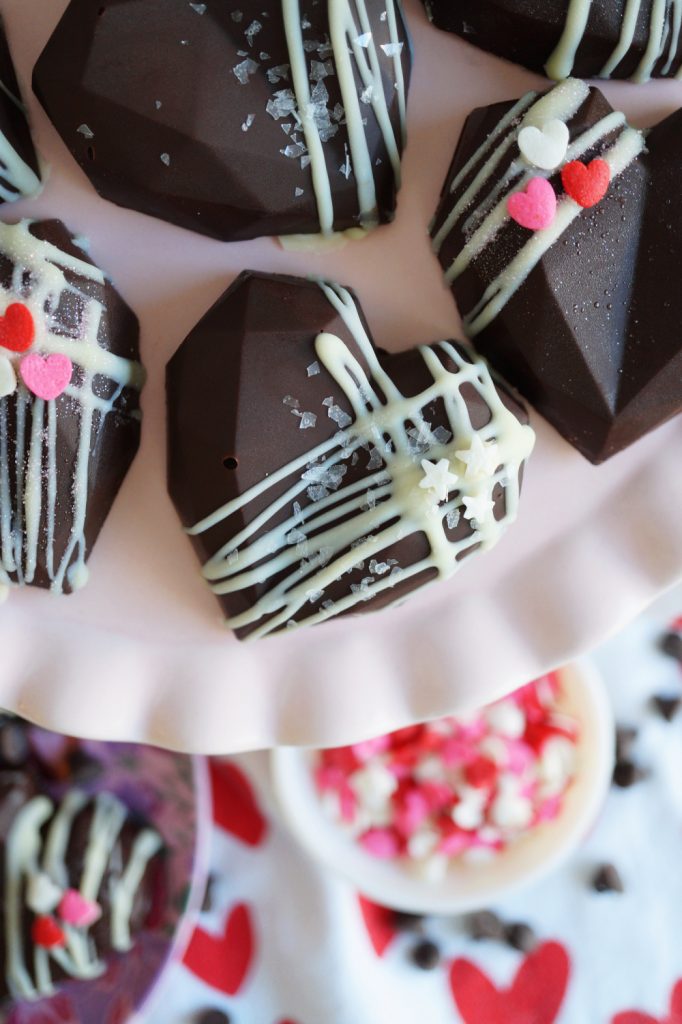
[431, 78, 682, 463]
[423, 0, 682, 82]
[0, 220, 144, 597]
[167, 272, 534, 639]
[33, 0, 411, 242]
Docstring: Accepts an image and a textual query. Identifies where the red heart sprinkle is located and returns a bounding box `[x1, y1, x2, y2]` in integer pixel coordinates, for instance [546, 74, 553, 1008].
[209, 760, 268, 847]
[358, 896, 397, 957]
[32, 915, 67, 950]
[561, 159, 611, 208]
[0, 303, 35, 353]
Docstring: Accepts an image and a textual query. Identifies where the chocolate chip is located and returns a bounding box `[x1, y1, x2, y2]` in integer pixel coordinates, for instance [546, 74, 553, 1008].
[65, 748, 103, 784]
[650, 695, 681, 722]
[392, 910, 425, 932]
[613, 759, 648, 788]
[410, 939, 441, 970]
[659, 630, 682, 662]
[194, 1010, 231, 1024]
[592, 863, 624, 894]
[467, 910, 506, 942]
[615, 726, 638, 763]
[0, 721, 29, 768]
[202, 874, 217, 913]
[505, 922, 538, 953]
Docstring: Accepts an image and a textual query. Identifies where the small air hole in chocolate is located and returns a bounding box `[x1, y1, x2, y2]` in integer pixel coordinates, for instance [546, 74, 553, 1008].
[86, 146, 96, 162]
[222, 456, 239, 470]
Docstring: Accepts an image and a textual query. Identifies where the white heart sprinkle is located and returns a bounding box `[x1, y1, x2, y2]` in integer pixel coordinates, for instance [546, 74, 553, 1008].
[518, 119, 570, 171]
[0, 355, 17, 398]
[26, 872, 62, 914]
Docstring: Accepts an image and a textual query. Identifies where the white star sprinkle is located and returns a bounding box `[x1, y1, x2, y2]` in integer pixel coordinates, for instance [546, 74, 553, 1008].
[456, 435, 500, 480]
[462, 492, 495, 525]
[419, 458, 459, 503]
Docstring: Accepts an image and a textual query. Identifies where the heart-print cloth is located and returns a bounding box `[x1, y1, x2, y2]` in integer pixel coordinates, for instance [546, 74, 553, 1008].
[147, 592, 682, 1024]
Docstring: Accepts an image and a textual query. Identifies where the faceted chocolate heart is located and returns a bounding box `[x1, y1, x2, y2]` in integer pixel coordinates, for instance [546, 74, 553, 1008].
[0, 220, 145, 596]
[33, 0, 411, 242]
[0, 14, 42, 203]
[422, 0, 682, 82]
[431, 79, 682, 463]
[166, 272, 534, 640]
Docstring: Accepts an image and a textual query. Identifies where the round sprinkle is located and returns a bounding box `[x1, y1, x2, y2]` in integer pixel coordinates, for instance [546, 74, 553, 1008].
[591, 863, 624, 894]
[505, 922, 538, 953]
[410, 939, 441, 970]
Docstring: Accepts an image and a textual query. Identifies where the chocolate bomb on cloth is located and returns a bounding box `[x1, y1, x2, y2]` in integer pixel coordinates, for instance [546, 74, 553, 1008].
[0, 220, 144, 598]
[33, 0, 411, 243]
[0, 715, 165, 1004]
[431, 78, 682, 463]
[0, 15, 42, 202]
[422, 0, 682, 82]
[167, 272, 535, 640]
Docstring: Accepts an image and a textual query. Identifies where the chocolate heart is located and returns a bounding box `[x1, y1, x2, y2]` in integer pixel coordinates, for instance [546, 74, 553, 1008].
[423, 0, 682, 82]
[0, 219, 144, 596]
[167, 272, 534, 639]
[431, 79, 682, 463]
[34, 0, 411, 243]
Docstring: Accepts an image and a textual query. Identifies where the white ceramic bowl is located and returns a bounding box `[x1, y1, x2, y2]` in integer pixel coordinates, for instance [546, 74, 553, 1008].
[271, 660, 614, 914]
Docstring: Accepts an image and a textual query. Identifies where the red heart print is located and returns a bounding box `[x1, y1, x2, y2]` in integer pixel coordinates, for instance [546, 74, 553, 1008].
[561, 158, 611, 208]
[210, 760, 268, 846]
[450, 941, 571, 1024]
[183, 902, 254, 995]
[612, 979, 682, 1024]
[0, 302, 34, 353]
[358, 896, 397, 957]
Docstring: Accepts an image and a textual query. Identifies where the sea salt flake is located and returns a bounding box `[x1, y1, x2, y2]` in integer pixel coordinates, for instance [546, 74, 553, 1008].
[331, 103, 345, 122]
[77, 124, 94, 139]
[281, 141, 307, 159]
[299, 411, 317, 429]
[380, 10, 388, 20]
[189, 2, 206, 13]
[301, 155, 311, 169]
[339, 144, 352, 179]
[369, 559, 391, 576]
[366, 446, 383, 471]
[307, 361, 320, 376]
[233, 58, 259, 84]
[321, 599, 335, 611]
[231, 9, 243, 21]
[432, 425, 453, 445]
[360, 85, 374, 104]
[310, 59, 334, 81]
[446, 508, 461, 529]
[155, 100, 162, 109]
[327, 404, 352, 429]
[306, 588, 324, 603]
[286, 528, 307, 545]
[160, 152, 171, 166]
[307, 484, 329, 502]
[227, 550, 239, 566]
[259, 51, 270, 60]
[355, 31, 372, 47]
[381, 42, 404, 57]
[295, 186, 304, 197]
[267, 89, 297, 118]
[283, 394, 300, 409]
[241, 113, 255, 132]
[267, 64, 290, 83]
[245, 19, 262, 45]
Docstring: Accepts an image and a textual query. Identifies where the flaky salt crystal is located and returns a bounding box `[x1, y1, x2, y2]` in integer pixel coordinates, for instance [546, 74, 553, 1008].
[267, 64, 290, 83]
[307, 361, 320, 376]
[446, 508, 461, 530]
[355, 32, 372, 47]
[231, 9, 243, 21]
[189, 2, 206, 13]
[381, 41, 404, 57]
[327, 404, 352, 429]
[245, 19, 262, 45]
[233, 58, 259, 84]
[299, 411, 317, 429]
[360, 86, 374, 104]
[160, 152, 171, 166]
[241, 113, 255, 132]
[283, 395, 300, 409]
[77, 124, 94, 139]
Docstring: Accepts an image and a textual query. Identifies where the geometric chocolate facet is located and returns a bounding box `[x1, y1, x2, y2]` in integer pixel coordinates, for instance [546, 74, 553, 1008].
[167, 272, 534, 639]
[431, 79, 682, 463]
[33, 0, 411, 242]
[422, 0, 682, 82]
[0, 220, 144, 597]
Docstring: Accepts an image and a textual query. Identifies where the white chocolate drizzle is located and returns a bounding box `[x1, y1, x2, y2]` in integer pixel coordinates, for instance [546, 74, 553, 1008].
[546, 0, 682, 81]
[188, 281, 535, 638]
[4, 788, 162, 1001]
[0, 220, 145, 597]
[433, 80, 646, 337]
[280, 0, 408, 234]
[0, 77, 42, 202]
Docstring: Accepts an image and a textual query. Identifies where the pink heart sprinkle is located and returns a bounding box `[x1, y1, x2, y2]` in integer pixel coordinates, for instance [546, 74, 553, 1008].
[507, 177, 557, 231]
[20, 353, 73, 401]
[58, 889, 102, 928]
